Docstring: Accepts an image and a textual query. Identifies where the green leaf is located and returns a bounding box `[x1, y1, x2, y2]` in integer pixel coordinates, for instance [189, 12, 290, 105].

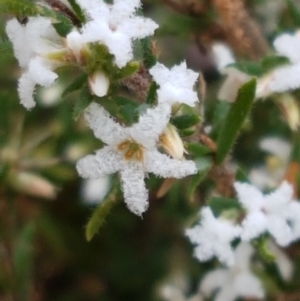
[252, 235, 276, 263]
[85, 186, 119, 241]
[208, 197, 241, 216]
[140, 37, 157, 68]
[286, 0, 300, 27]
[116, 61, 140, 79]
[115, 96, 139, 125]
[216, 79, 256, 164]
[228, 62, 263, 76]
[0, 0, 39, 16]
[187, 158, 211, 202]
[235, 167, 250, 182]
[73, 84, 94, 120]
[62, 73, 88, 97]
[52, 21, 73, 37]
[186, 143, 211, 157]
[66, 0, 86, 23]
[261, 55, 290, 72]
[146, 82, 158, 105]
[171, 114, 200, 129]
[0, 38, 12, 53]
[13, 222, 36, 299]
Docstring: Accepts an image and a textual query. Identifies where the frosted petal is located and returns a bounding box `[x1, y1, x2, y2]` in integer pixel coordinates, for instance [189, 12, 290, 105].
[200, 269, 228, 296]
[130, 104, 171, 147]
[75, 0, 109, 20]
[84, 103, 129, 145]
[77, 147, 123, 178]
[273, 33, 300, 63]
[18, 72, 36, 109]
[241, 212, 267, 241]
[144, 150, 197, 178]
[120, 161, 148, 216]
[28, 57, 58, 87]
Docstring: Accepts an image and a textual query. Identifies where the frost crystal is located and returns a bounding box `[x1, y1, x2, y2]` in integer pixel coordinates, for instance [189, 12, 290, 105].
[200, 243, 264, 301]
[6, 17, 84, 109]
[234, 181, 300, 246]
[149, 62, 199, 106]
[76, 0, 158, 68]
[185, 207, 241, 266]
[76, 103, 197, 216]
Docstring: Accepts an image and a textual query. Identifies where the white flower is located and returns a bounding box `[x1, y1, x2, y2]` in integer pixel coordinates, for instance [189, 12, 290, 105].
[149, 62, 199, 106]
[76, 102, 197, 216]
[200, 242, 264, 301]
[88, 70, 110, 97]
[6, 17, 85, 109]
[76, 0, 158, 68]
[185, 207, 241, 266]
[234, 181, 300, 246]
[256, 32, 300, 97]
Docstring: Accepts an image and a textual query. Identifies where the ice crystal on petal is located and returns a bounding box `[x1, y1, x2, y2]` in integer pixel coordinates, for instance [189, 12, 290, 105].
[185, 207, 241, 266]
[200, 243, 264, 301]
[234, 181, 300, 246]
[149, 62, 199, 106]
[77, 102, 197, 215]
[77, 0, 158, 68]
[274, 32, 300, 64]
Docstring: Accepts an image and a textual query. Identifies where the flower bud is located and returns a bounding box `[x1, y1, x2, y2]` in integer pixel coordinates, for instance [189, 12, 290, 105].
[88, 71, 110, 97]
[160, 124, 185, 159]
[277, 94, 300, 131]
[10, 171, 57, 200]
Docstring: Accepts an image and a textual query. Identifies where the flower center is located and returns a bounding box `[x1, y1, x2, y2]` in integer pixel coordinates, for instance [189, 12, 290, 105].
[117, 140, 144, 161]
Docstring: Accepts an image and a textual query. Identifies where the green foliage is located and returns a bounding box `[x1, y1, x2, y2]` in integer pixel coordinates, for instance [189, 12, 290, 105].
[13, 221, 36, 300]
[140, 37, 157, 68]
[115, 96, 139, 125]
[286, 0, 300, 27]
[171, 114, 200, 130]
[216, 79, 256, 164]
[228, 61, 263, 76]
[62, 73, 88, 98]
[146, 82, 158, 105]
[0, 38, 12, 53]
[186, 143, 212, 157]
[208, 197, 241, 216]
[187, 158, 212, 202]
[252, 235, 276, 263]
[72, 84, 94, 120]
[85, 185, 120, 242]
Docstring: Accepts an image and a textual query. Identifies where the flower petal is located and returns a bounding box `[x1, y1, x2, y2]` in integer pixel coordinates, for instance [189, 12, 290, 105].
[144, 150, 197, 178]
[18, 72, 36, 109]
[77, 146, 123, 178]
[119, 161, 148, 215]
[130, 104, 171, 148]
[84, 102, 129, 145]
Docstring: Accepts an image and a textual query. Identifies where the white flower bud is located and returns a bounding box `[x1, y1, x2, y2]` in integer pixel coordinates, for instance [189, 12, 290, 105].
[160, 124, 185, 159]
[88, 71, 110, 97]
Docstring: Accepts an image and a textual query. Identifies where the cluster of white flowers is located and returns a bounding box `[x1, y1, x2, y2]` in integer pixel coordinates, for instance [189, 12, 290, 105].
[6, 0, 158, 108]
[213, 31, 300, 101]
[186, 181, 300, 266]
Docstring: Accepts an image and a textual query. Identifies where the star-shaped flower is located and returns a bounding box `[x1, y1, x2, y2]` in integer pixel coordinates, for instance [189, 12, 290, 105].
[76, 102, 197, 216]
[200, 243, 264, 301]
[6, 17, 86, 109]
[149, 62, 199, 106]
[76, 0, 158, 68]
[234, 181, 300, 246]
[185, 207, 241, 266]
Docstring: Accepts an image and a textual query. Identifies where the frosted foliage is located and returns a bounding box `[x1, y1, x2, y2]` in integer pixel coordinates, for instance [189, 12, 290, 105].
[84, 103, 128, 145]
[273, 33, 300, 63]
[200, 243, 264, 301]
[78, 102, 197, 215]
[77, 0, 158, 68]
[185, 207, 241, 266]
[120, 162, 148, 215]
[144, 150, 197, 178]
[18, 73, 36, 109]
[234, 181, 300, 246]
[149, 62, 199, 106]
